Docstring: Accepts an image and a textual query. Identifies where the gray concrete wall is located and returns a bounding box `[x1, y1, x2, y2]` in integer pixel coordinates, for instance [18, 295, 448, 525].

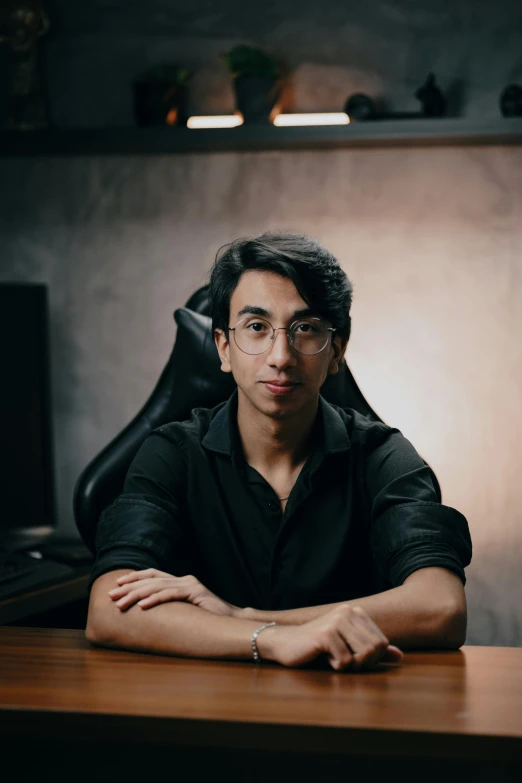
[1, 1, 522, 646]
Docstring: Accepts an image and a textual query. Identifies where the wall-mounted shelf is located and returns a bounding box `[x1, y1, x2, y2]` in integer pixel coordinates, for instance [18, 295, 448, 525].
[1, 117, 522, 157]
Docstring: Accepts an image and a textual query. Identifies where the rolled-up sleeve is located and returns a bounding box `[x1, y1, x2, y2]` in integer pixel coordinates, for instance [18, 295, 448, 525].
[365, 427, 472, 586]
[88, 431, 188, 589]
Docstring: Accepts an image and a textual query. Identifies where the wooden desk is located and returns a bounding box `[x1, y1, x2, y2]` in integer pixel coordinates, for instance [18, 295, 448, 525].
[1, 628, 521, 782]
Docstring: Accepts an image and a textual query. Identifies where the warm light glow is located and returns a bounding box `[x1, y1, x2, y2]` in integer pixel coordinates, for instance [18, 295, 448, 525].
[273, 113, 350, 126]
[186, 115, 244, 129]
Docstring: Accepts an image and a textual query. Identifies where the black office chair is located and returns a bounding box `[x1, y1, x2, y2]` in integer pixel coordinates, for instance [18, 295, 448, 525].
[73, 285, 441, 554]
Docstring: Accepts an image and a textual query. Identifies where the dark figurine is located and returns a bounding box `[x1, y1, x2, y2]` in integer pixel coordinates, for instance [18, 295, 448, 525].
[343, 93, 377, 121]
[415, 73, 445, 117]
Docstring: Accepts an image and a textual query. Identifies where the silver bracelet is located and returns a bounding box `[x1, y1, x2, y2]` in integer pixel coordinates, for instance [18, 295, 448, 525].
[251, 621, 277, 662]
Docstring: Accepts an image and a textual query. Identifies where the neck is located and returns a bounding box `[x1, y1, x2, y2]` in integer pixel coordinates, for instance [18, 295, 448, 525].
[236, 390, 319, 470]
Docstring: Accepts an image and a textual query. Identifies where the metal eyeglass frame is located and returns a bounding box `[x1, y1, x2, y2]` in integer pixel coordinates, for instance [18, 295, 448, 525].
[228, 316, 337, 356]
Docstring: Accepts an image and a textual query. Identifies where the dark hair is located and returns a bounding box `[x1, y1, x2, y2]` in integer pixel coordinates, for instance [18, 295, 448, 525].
[209, 232, 353, 340]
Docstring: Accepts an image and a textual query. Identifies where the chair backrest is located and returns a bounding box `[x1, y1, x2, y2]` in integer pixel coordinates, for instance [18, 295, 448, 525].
[73, 285, 440, 553]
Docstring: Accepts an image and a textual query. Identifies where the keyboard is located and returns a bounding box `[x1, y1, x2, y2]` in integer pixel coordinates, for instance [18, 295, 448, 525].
[0, 552, 74, 601]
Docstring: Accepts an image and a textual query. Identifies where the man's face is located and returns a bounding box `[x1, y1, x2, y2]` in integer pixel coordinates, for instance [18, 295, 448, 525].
[214, 270, 347, 420]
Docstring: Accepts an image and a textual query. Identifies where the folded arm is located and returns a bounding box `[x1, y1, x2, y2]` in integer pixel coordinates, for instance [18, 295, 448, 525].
[86, 568, 269, 659]
[239, 567, 467, 649]
[106, 565, 466, 651]
[86, 568, 403, 671]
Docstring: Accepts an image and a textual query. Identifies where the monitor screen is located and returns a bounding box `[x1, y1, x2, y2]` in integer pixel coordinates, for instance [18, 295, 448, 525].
[0, 283, 56, 550]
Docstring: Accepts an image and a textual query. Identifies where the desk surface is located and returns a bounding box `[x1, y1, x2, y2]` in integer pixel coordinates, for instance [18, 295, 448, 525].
[1, 627, 521, 762]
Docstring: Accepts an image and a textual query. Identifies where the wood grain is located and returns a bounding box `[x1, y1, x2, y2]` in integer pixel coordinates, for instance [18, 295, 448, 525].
[1, 627, 522, 762]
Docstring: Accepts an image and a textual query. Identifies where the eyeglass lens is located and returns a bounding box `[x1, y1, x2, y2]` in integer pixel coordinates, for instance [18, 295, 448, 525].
[233, 317, 331, 355]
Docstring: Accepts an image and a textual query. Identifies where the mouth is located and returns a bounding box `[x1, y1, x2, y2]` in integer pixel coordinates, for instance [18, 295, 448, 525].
[261, 381, 301, 396]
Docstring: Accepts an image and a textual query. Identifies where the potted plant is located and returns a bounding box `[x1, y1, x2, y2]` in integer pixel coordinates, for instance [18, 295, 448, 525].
[133, 64, 190, 127]
[221, 45, 281, 124]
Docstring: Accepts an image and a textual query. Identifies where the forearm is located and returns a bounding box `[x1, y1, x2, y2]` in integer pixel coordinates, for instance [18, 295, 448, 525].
[87, 569, 264, 660]
[241, 590, 459, 648]
[240, 568, 467, 649]
[239, 602, 340, 627]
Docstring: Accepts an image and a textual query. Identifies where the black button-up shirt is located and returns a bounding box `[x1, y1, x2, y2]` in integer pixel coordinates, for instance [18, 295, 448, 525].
[90, 392, 472, 610]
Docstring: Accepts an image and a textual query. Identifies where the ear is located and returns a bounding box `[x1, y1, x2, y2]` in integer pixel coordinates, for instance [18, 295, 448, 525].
[214, 328, 232, 374]
[327, 334, 348, 376]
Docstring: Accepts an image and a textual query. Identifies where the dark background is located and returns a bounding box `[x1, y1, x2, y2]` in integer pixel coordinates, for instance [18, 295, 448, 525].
[2, 0, 522, 127]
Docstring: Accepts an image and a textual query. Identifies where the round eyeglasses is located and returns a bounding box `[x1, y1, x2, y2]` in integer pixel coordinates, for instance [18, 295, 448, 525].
[229, 317, 336, 356]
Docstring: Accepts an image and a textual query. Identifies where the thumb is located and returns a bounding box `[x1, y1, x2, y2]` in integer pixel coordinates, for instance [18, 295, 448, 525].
[382, 644, 404, 663]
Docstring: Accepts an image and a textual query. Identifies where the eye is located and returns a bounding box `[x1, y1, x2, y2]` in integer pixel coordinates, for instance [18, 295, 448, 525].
[246, 320, 269, 333]
[294, 321, 320, 334]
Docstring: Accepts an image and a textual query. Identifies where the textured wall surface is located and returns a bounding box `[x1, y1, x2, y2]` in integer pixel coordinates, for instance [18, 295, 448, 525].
[1, 1, 522, 645]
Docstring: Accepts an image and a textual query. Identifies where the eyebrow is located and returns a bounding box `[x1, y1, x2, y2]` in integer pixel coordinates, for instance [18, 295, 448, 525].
[236, 305, 317, 320]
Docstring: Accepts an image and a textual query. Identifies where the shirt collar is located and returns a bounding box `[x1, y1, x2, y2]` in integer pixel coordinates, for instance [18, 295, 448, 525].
[202, 390, 351, 458]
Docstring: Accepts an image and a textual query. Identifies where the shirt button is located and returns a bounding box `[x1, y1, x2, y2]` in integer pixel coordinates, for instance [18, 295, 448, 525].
[269, 501, 278, 511]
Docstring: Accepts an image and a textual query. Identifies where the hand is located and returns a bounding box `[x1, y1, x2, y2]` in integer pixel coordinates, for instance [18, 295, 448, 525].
[107, 569, 240, 617]
[258, 604, 403, 672]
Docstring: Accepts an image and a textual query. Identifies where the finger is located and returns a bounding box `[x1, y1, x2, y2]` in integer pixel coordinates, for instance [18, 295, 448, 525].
[352, 617, 401, 668]
[382, 645, 404, 663]
[116, 569, 164, 585]
[115, 584, 192, 610]
[346, 633, 387, 671]
[113, 584, 167, 609]
[325, 630, 354, 671]
[165, 575, 206, 603]
[353, 607, 390, 647]
[341, 613, 388, 671]
[109, 578, 169, 598]
[114, 590, 145, 610]
[115, 574, 199, 592]
[109, 585, 138, 598]
[138, 589, 185, 609]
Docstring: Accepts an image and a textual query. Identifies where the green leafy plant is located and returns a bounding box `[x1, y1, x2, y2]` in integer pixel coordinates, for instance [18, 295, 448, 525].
[220, 45, 279, 79]
[135, 64, 191, 85]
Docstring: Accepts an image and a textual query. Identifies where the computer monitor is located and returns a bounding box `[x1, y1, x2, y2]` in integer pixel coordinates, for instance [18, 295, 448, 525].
[0, 282, 56, 552]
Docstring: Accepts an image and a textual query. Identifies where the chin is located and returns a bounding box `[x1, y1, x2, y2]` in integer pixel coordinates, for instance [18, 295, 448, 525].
[244, 383, 318, 419]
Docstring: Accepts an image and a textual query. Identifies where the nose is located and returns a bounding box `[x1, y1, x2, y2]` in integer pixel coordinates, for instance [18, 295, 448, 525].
[265, 328, 297, 370]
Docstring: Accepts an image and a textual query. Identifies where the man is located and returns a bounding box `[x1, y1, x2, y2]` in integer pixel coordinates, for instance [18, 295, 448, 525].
[87, 233, 472, 672]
